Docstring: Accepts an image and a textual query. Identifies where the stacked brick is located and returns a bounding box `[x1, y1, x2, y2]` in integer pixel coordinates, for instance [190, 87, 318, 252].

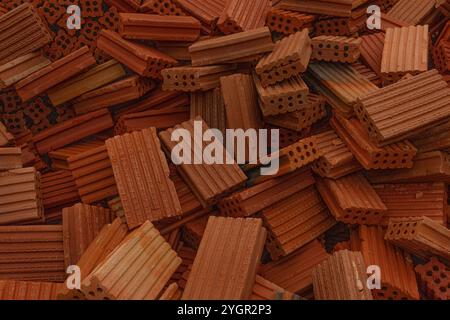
[0, 0, 448, 302]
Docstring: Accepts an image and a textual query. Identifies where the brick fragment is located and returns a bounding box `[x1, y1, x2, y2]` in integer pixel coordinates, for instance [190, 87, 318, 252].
[311, 35, 361, 63]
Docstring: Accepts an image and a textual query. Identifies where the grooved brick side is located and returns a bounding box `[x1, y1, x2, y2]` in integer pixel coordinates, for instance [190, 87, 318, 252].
[316, 173, 387, 225]
[67, 145, 118, 204]
[0, 225, 65, 282]
[262, 185, 336, 260]
[62, 203, 112, 268]
[312, 249, 373, 300]
[81, 221, 181, 300]
[0, 280, 63, 300]
[259, 240, 329, 294]
[350, 226, 419, 300]
[106, 128, 182, 229]
[0, 3, 52, 65]
[182, 216, 266, 299]
[159, 118, 247, 207]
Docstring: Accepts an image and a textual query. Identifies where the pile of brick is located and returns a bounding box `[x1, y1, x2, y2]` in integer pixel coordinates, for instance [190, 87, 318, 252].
[0, 0, 449, 300]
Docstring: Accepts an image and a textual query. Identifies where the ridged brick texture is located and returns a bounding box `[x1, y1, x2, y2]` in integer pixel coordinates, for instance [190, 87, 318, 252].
[311, 35, 362, 63]
[251, 275, 298, 300]
[106, 128, 182, 229]
[262, 185, 336, 260]
[331, 115, 417, 170]
[107, 197, 126, 224]
[173, 0, 226, 32]
[360, 33, 385, 78]
[67, 145, 118, 204]
[311, 130, 362, 179]
[46, 60, 126, 107]
[169, 169, 202, 216]
[0, 122, 14, 147]
[73, 76, 155, 115]
[58, 218, 128, 300]
[307, 62, 378, 118]
[350, 62, 381, 86]
[0, 280, 63, 300]
[386, 0, 436, 25]
[162, 65, 237, 92]
[48, 138, 105, 170]
[104, 0, 140, 12]
[57, 218, 129, 300]
[380, 25, 429, 84]
[159, 118, 247, 207]
[259, 240, 329, 294]
[312, 249, 373, 300]
[350, 226, 420, 300]
[217, 0, 271, 35]
[190, 88, 226, 135]
[0, 52, 51, 88]
[277, 0, 358, 17]
[220, 73, 262, 130]
[81, 221, 181, 300]
[316, 173, 388, 225]
[267, 8, 315, 35]
[367, 151, 450, 184]
[15, 46, 96, 102]
[0, 225, 65, 282]
[97, 30, 178, 78]
[412, 121, 450, 153]
[218, 169, 315, 217]
[159, 283, 182, 300]
[437, 0, 450, 17]
[119, 13, 201, 41]
[264, 94, 327, 131]
[415, 257, 450, 300]
[172, 245, 196, 287]
[373, 183, 448, 226]
[41, 170, 80, 222]
[182, 216, 266, 299]
[114, 105, 190, 134]
[189, 27, 274, 67]
[181, 214, 208, 250]
[0, 147, 22, 171]
[116, 89, 189, 116]
[254, 74, 309, 117]
[385, 216, 450, 262]
[355, 70, 450, 146]
[0, 3, 52, 65]
[256, 30, 311, 87]
[0, 167, 43, 225]
[433, 40, 450, 75]
[140, 0, 186, 16]
[32, 109, 113, 155]
[62, 203, 112, 268]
